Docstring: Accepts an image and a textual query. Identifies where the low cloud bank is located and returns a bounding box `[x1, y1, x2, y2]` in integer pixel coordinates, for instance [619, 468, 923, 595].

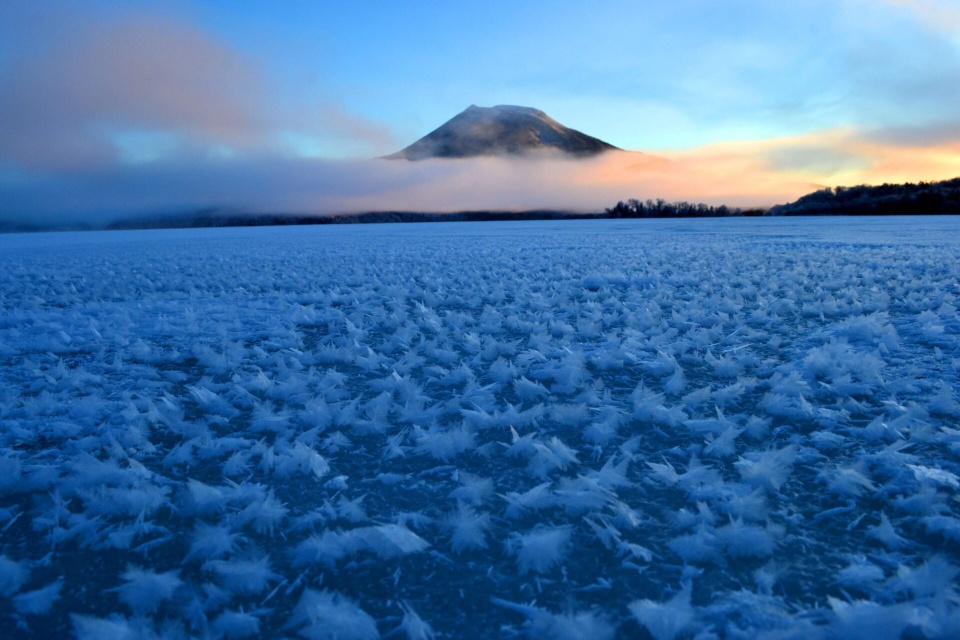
[0, 151, 818, 228]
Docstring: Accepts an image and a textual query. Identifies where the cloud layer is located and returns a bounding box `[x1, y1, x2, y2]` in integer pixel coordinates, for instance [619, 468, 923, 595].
[0, 151, 816, 226]
[0, 12, 268, 172]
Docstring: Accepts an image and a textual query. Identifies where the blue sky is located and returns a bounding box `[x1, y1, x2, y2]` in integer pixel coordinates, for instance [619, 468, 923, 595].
[182, 0, 960, 152]
[2, 0, 960, 222]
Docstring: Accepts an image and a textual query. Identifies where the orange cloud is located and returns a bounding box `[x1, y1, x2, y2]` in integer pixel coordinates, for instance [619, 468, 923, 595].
[669, 127, 960, 194]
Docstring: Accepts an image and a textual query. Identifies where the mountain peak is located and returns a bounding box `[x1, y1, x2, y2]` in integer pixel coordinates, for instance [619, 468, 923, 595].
[388, 105, 618, 160]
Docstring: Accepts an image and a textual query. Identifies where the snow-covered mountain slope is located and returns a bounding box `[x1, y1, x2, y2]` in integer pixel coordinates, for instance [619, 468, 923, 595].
[388, 105, 619, 160]
[0, 216, 958, 638]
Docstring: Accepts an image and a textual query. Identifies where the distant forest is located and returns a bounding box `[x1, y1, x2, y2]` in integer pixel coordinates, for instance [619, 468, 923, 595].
[765, 177, 960, 216]
[604, 199, 763, 218]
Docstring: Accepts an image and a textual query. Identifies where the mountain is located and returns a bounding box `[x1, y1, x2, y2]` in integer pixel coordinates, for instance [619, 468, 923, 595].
[388, 104, 619, 160]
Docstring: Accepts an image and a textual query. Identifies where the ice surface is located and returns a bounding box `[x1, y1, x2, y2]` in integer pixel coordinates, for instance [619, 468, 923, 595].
[0, 216, 959, 637]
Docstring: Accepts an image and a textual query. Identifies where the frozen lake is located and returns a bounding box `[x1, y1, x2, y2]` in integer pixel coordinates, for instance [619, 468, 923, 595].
[1, 216, 959, 638]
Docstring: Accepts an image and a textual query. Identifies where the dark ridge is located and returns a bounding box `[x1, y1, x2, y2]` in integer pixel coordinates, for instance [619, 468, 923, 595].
[388, 104, 619, 160]
[766, 177, 960, 216]
[99, 209, 607, 231]
[0, 220, 95, 233]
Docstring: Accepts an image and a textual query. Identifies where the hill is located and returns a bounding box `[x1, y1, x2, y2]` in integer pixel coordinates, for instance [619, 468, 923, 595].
[766, 177, 960, 216]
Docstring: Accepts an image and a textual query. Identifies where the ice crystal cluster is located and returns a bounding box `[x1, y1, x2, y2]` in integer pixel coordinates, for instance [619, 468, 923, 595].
[0, 217, 958, 638]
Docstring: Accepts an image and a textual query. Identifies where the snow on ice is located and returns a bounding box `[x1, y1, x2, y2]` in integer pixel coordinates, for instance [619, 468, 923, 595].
[0, 216, 959, 638]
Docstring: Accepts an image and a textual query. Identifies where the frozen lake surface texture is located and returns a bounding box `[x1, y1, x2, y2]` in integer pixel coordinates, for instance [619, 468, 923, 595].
[1, 216, 959, 639]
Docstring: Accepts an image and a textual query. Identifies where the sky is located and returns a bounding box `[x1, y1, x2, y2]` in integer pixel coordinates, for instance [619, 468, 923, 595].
[2, 0, 960, 225]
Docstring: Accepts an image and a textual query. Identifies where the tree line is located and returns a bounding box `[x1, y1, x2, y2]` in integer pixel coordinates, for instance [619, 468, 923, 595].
[605, 198, 762, 218]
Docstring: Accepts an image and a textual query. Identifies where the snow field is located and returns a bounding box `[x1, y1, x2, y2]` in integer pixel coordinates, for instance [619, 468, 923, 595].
[0, 217, 959, 638]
